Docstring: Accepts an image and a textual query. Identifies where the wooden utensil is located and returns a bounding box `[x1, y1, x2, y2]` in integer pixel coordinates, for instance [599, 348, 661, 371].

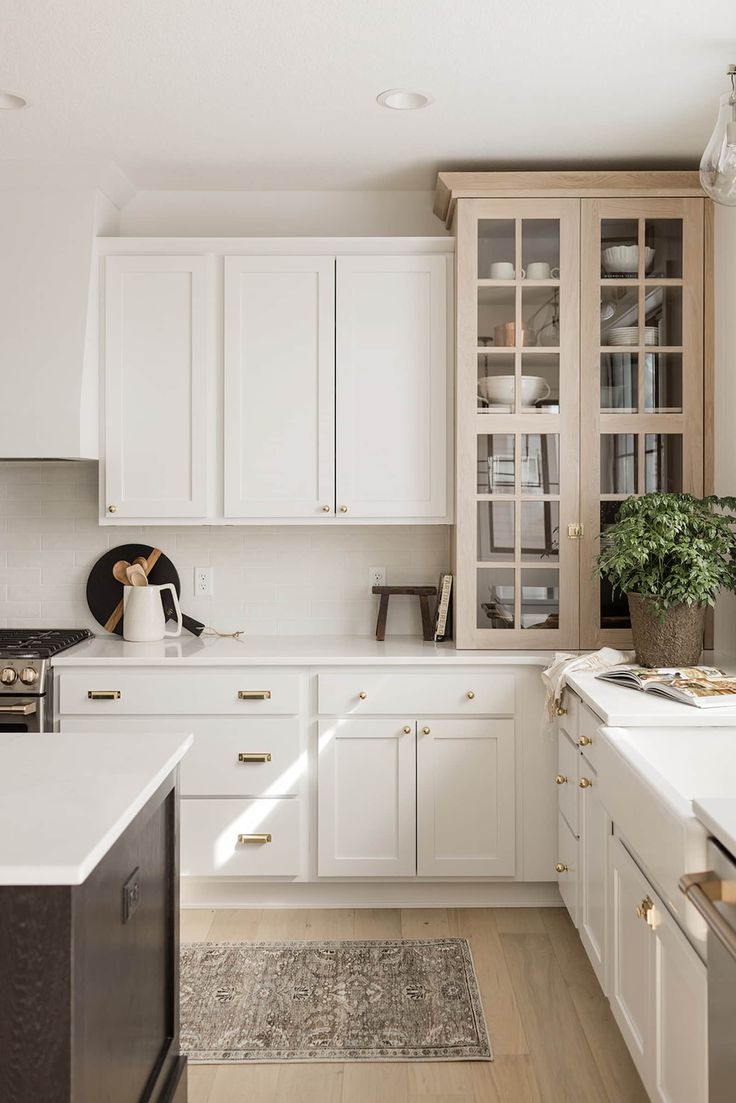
[112, 560, 131, 585]
[125, 563, 148, 587]
[106, 548, 161, 631]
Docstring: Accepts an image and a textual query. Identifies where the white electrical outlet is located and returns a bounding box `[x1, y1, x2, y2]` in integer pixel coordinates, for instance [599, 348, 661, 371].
[194, 567, 213, 597]
[368, 566, 386, 593]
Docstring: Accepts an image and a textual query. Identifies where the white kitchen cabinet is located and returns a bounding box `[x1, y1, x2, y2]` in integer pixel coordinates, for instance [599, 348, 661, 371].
[578, 754, 609, 992]
[557, 811, 579, 926]
[416, 718, 515, 876]
[223, 255, 336, 518]
[335, 254, 449, 520]
[103, 255, 211, 519]
[317, 718, 416, 877]
[609, 835, 707, 1103]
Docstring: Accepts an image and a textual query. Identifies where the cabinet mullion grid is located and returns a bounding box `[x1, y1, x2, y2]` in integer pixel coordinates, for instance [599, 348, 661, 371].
[514, 216, 523, 630]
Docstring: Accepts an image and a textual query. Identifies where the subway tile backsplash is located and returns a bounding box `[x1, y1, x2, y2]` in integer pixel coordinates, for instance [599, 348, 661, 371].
[0, 464, 450, 637]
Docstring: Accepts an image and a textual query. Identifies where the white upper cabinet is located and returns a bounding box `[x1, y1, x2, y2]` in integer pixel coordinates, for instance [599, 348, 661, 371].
[336, 255, 450, 520]
[103, 255, 211, 519]
[224, 255, 336, 519]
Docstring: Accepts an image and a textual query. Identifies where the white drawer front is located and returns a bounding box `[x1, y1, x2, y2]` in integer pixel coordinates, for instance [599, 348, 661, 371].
[557, 727, 580, 836]
[558, 688, 580, 744]
[557, 811, 579, 927]
[59, 716, 301, 797]
[57, 670, 301, 716]
[181, 798, 301, 877]
[318, 672, 515, 716]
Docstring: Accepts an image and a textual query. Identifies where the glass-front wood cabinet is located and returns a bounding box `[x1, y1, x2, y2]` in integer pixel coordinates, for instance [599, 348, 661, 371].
[442, 173, 710, 649]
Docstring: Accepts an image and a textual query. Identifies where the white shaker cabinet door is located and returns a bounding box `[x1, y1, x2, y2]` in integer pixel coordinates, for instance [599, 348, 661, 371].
[103, 255, 211, 519]
[609, 835, 653, 1085]
[317, 719, 416, 877]
[416, 718, 515, 876]
[224, 255, 336, 518]
[579, 757, 609, 992]
[336, 254, 449, 520]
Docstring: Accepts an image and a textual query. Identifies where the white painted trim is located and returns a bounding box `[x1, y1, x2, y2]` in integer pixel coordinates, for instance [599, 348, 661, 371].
[97, 236, 454, 255]
[180, 878, 561, 909]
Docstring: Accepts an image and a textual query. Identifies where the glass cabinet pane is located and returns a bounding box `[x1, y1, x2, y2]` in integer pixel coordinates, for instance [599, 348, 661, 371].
[601, 353, 638, 412]
[601, 434, 638, 495]
[477, 568, 515, 629]
[521, 569, 559, 630]
[601, 287, 638, 345]
[478, 286, 515, 347]
[645, 353, 682, 412]
[477, 501, 514, 560]
[478, 219, 516, 279]
[644, 219, 683, 278]
[645, 434, 683, 492]
[522, 353, 559, 412]
[521, 501, 559, 561]
[645, 286, 682, 346]
[478, 352, 515, 411]
[522, 286, 559, 347]
[601, 219, 639, 278]
[521, 434, 559, 495]
[521, 220, 560, 278]
[477, 434, 515, 494]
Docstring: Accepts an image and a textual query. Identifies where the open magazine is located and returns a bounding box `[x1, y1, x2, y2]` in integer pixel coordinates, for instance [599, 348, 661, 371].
[596, 665, 736, 708]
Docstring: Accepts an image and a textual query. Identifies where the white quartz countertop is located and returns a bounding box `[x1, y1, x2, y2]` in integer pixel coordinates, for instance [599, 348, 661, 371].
[567, 653, 736, 727]
[0, 731, 193, 886]
[51, 635, 552, 667]
[693, 798, 736, 858]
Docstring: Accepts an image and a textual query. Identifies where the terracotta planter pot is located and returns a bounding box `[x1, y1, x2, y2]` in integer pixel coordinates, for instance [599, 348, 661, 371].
[627, 594, 706, 667]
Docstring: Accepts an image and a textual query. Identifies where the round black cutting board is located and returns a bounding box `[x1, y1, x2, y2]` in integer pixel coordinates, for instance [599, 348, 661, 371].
[86, 544, 204, 637]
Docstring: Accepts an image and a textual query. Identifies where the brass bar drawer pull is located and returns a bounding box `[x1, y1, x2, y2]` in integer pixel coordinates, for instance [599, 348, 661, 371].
[238, 690, 272, 701]
[238, 833, 272, 844]
[87, 690, 121, 701]
[238, 752, 272, 763]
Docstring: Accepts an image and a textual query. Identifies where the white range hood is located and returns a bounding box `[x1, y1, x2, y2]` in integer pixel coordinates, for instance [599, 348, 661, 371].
[0, 167, 128, 459]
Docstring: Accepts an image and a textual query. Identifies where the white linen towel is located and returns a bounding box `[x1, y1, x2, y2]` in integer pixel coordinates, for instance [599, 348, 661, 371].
[541, 649, 635, 721]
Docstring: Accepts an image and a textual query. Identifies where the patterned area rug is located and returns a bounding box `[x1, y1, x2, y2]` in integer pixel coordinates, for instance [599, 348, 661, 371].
[180, 938, 492, 1063]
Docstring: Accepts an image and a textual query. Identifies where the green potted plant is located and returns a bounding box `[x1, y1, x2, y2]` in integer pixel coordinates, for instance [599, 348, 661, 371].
[595, 493, 736, 667]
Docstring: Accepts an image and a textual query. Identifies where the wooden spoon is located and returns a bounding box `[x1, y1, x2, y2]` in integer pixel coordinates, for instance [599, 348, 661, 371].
[125, 563, 148, 587]
[112, 560, 131, 585]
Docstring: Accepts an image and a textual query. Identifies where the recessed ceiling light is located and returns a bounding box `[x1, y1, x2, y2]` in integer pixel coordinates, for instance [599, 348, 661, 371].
[376, 89, 432, 111]
[0, 90, 27, 110]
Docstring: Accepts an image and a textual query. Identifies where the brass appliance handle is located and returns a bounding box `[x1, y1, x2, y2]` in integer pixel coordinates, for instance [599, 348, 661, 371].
[0, 701, 37, 715]
[238, 690, 272, 701]
[238, 753, 272, 763]
[238, 833, 272, 844]
[680, 870, 736, 960]
[87, 690, 121, 700]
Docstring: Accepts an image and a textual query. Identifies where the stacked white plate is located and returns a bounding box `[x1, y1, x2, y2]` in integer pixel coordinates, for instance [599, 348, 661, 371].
[608, 326, 659, 346]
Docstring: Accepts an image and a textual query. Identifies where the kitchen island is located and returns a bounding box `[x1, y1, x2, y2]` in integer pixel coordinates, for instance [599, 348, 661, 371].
[0, 730, 193, 1103]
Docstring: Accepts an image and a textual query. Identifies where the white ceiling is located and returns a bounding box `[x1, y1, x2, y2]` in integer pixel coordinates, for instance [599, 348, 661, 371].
[1, 0, 734, 191]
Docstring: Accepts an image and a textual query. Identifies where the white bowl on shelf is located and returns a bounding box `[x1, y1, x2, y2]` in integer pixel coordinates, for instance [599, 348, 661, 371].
[602, 245, 655, 274]
[478, 375, 551, 406]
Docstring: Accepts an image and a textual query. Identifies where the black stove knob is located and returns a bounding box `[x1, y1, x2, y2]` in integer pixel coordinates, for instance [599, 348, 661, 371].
[0, 666, 18, 686]
[19, 667, 39, 686]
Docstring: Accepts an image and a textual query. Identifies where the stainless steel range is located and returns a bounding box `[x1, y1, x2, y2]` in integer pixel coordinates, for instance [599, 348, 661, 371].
[0, 629, 93, 732]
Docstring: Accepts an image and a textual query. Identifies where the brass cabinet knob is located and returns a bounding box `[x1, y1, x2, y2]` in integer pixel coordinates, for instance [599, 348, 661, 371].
[579, 777, 592, 789]
[555, 863, 569, 874]
[578, 735, 592, 747]
[466, 691, 475, 700]
[636, 896, 654, 921]
[107, 505, 117, 514]
[421, 726, 431, 735]
[555, 703, 568, 717]
[403, 726, 412, 734]
[358, 691, 367, 700]
[321, 504, 331, 513]
[555, 774, 568, 785]
[339, 505, 348, 513]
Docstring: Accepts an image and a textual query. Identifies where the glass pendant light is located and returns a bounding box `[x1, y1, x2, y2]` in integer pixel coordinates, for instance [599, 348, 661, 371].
[700, 65, 736, 206]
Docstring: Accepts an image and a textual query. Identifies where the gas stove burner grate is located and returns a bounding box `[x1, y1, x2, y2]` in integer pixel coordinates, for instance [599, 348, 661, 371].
[0, 628, 93, 658]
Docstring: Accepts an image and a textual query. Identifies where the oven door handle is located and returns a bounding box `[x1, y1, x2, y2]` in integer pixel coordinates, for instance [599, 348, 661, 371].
[680, 870, 736, 960]
[0, 701, 37, 716]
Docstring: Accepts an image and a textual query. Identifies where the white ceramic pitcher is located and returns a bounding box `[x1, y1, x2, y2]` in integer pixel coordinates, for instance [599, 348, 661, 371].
[123, 583, 183, 642]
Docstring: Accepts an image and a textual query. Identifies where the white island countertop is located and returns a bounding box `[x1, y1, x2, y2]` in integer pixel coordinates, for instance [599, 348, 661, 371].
[51, 634, 553, 667]
[0, 731, 193, 886]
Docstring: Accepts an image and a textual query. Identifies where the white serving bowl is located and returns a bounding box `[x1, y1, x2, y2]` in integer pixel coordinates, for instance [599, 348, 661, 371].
[602, 245, 655, 274]
[478, 375, 551, 406]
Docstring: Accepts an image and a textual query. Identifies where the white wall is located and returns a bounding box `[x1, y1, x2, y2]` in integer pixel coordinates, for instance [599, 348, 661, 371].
[714, 205, 736, 655]
[0, 463, 449, 637]
[119, 189, 445, 236]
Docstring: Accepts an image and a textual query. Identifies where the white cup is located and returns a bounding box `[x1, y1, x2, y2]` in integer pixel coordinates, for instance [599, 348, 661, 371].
[525, 262, 560, 280]
[490, 261, 520, 280]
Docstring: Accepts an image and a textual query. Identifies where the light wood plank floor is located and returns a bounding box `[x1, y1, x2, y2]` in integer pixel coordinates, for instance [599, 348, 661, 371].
[182, 907, 648, 1103]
